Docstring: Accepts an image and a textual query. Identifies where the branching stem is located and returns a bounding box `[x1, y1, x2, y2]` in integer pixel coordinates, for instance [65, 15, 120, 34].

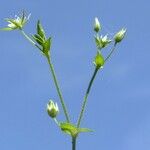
[77, 67, 99, 127]
[20, 30, 70, 123]
[77, 43, 117, 128]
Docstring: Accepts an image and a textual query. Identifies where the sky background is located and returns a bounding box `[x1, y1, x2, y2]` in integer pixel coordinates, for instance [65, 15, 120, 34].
[0, 0, 150, 150]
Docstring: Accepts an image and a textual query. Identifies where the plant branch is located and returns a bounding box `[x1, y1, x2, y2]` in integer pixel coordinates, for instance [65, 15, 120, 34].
[53, 118, 60, 126]
[77, 67, 99, 127]
[20, 30, 70, 122]
[20, 30, 42, 51]
[105, 43, 117, 62]
[46, 55, 70, 123]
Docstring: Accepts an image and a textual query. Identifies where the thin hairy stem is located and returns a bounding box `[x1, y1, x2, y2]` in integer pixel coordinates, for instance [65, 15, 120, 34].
[77, 43, 118, 127]
[77, 67, 99, 127]
[72, 137, 76, 150]
[53, 118, 60, 126]
[105, 43, 117, 62]
[46, 55, 70, 123]
[20, 30, 42, 51]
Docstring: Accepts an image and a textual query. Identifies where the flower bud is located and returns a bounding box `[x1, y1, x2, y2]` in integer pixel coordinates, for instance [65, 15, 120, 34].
[93, 52, 104, 69]
[94, 17, 101, 33]
[47, 100, 59, 118]
[114, 28, 126, 43]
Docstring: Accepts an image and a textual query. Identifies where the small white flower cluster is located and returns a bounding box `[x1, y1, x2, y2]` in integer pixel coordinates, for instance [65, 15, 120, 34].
[93, 17, 126, 69]
[94, 17, 126, 46]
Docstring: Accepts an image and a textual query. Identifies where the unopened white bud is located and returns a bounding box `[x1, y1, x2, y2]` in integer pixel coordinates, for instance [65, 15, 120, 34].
[47, 100, 59, 118]
[94, 17, 101, 32]
[114, 28, 126, 43]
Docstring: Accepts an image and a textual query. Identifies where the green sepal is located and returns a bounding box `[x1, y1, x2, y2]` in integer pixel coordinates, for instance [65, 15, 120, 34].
[42, 37, 51, 55]
[0, 27, 14, 31]
[21, 11, 26, 25]
[60, 122, 93, 138]
[37, 20, 46, 40]
[94, 52, 105, 68]
[95, 36, 101, 48]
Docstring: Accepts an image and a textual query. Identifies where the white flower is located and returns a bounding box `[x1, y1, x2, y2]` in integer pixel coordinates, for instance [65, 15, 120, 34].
[47, 100, 59, 118]
[4, 12, 31, 30]
[94, 17, 101, 32]
[114, 28, 126, 43]
[95, 34, 111, 49]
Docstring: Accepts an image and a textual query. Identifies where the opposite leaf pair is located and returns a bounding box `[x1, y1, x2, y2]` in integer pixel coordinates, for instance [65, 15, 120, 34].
[32, 20, 51, 56]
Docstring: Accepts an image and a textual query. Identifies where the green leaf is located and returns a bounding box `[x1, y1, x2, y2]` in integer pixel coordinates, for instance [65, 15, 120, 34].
[60, 122, 93, 138]
[78, 128, 93, 133]
[37, 20, 46, 40]
[0, 27, 14, 31]
[43, 37, 51, 53]
[60, 122, 78, 138]
[32, 34, 44, 45]
[95, 36, 100, 46]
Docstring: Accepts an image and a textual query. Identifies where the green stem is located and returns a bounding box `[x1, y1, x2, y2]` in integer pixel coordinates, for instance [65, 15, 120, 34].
[20, 30, 70, 123]
[105, 43, 117, 62]
[46, 55, 70, 123]
[77, 67, 99, 127]
[72, 137, 76, 150]
[53, 118, 60, 126]
[20, 30, 42, 51]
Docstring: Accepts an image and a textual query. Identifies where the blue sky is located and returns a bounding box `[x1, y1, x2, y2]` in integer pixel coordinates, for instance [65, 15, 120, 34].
[0, 0, 150, 150]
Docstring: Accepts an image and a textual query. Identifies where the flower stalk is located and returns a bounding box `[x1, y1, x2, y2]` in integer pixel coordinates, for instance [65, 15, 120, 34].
[46, 55, 70, 123]
[104, 43, 117, 62]
[20, 30, 42, 51]
[77, 67, 99, 127]
[20, 28, 70, 123]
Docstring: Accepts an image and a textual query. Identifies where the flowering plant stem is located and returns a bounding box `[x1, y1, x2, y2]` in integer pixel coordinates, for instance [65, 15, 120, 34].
[19, 29, 118, 150]
[46, 55, 70, 122]
[77, 67, 99, 127]
[20, 30, 70, 123]
[105, 43, 117, 62]
[21, 30, 35, 45]
[77, 44, 117, 128]
[72, 137, 77, 150]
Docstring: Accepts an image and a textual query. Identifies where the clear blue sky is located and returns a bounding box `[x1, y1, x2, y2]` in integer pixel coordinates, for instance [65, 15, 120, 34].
[0, 0, 150, 150]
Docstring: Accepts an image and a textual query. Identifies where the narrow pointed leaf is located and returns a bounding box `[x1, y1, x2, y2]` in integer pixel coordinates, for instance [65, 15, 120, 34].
[42, 37, 51, 56]
[0, 27, 14, 31]
[32, 34, 43, 45]
[78, 128, 93, 133]
[37, 20, 46, 40]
